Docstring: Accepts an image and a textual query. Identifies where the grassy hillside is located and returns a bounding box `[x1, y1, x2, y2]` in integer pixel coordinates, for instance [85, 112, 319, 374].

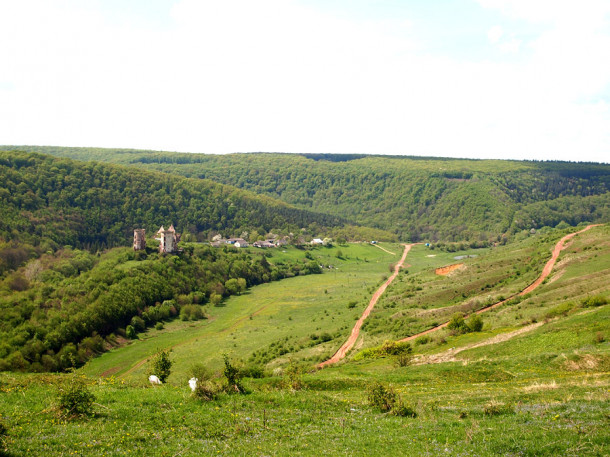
[6, 146, 610, 241]
[0, 225, 608, 456]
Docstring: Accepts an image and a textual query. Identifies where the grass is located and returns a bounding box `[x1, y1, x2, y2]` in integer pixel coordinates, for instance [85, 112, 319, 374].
[1, 226, 609, 456]
[82, 242, 401, 380]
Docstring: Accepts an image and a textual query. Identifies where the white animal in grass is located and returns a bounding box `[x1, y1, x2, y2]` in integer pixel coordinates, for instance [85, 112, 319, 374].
[188, 377, 198, 392]
[148, 375, 162, 385]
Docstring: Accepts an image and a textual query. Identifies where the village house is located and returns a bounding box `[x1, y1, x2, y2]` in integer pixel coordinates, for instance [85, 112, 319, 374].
[226, 237, 249, 248]
[310, 238, 324, 245]
[253, 240, 276, 248]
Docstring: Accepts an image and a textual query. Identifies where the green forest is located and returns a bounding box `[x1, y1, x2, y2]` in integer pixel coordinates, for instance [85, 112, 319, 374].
[0, 150, 352, 251]
[8, 145, 609, 241]
[0, 242, 324, 372]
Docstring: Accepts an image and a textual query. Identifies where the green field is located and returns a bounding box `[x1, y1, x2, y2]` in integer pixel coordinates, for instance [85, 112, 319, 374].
[1, 226, 609, 456]
[82, 242, 401, 380]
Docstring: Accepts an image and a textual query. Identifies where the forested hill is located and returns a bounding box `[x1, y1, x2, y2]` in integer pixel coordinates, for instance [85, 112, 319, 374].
[0, 150, 369, 253]
[9, 146, 610, 242]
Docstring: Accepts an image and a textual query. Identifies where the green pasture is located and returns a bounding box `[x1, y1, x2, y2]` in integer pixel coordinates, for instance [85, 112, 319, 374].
[82, 242, 401, 381]
[2, 301, 608, 456]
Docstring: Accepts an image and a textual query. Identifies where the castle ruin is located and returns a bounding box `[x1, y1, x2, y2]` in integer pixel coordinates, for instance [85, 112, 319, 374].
[156, 224, 181, 253]
[133, 229, 146, 251]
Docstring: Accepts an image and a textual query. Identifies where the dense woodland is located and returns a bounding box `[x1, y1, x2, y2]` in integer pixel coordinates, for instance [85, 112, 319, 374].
[0, 151, 394, 271]
[8, 146, 609, 241]
[0, 243, 323, 372]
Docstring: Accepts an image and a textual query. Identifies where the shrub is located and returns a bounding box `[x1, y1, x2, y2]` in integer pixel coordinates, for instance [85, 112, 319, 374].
[414, 335, 432, 346]
[193, 380, 222, 401]
[240, 364, 266, 379]
[210, 293, 223, 306]
[347, 301, 357, 309]
[545, 302, 575, 319]
[154, 322, 164, 330]
[448, 313, 468, 334]
[581, 295, 608, 307]
[379, 340, 412, 356]
[394, 353, 412, 367]
[189, 364, 223, 401]
[180, 304, 204, 321]
[467, 314, 484, 332]
[283, 362, 304, 391]
[367, 382, 397, 412]
[130, 316, 146, 332]
[149, 350, 172, 383]
[391, 400, 417, 418]
[56, 378, 95, 418]
[594, 332, 605, 344]
[223, 354, 244, 394]
[125, 325, 137, 339]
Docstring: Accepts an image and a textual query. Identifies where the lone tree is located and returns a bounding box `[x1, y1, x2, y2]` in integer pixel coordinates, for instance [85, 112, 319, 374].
[150, 349, 172, 383]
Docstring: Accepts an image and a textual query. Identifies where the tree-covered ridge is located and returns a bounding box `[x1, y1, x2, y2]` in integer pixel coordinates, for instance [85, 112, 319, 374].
[11, 146, 609, 241]
[0, 244, 322, 372]
[0, 150, 355, 252]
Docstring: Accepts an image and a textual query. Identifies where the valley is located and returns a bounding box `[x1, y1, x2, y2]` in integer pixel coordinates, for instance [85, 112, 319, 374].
[0, 148, 608, 456]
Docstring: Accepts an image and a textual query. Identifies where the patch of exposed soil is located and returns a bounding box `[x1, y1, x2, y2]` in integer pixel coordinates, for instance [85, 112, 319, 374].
[435, 263, 465, 276]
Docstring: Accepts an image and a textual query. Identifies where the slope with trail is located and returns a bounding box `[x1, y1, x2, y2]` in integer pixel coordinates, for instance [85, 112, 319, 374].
[399, 224, 601, 343]
[318, 243, 415, 367]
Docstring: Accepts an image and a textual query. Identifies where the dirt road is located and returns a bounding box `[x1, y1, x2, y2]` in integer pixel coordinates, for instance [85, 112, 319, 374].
[318, 243, 415, 368]
[399, 224, 600, 343]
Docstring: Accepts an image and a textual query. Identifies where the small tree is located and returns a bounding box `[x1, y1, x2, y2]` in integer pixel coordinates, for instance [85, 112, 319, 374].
[223, 354, 244, 393]
[150, 349, 172, 383]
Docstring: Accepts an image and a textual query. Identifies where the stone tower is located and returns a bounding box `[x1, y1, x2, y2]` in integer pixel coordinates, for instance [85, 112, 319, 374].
[133, 229, 146, 251]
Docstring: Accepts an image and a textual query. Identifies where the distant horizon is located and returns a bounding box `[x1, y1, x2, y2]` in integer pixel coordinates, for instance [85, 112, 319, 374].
[2, 144, 609, 165]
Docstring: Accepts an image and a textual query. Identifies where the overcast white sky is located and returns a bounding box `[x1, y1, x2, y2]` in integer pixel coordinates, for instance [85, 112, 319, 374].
[1, 0, 609, 162]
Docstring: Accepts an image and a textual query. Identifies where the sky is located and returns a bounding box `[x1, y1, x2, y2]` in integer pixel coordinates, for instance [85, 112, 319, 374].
[1, 0, 609, 162]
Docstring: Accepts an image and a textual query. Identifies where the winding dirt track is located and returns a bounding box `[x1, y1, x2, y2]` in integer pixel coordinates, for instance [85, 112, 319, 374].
[398, 224, 601, 343]
[318, 244, 415, 368]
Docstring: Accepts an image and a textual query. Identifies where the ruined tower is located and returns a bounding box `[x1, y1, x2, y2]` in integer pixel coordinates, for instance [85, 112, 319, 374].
[133, 229, 146, 251]
[156, 224, 180, 253]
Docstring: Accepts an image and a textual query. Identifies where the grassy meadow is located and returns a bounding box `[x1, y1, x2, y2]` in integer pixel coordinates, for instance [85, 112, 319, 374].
[1, 226, 609, 456]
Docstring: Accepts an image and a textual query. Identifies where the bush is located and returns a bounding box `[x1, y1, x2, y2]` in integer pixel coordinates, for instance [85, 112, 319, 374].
[448, 313, 468, 334]
[210, 293, 223, 306]
[125, 325, 136, 339]
[545, 302, 575, 319]
[180, 304, 204, 321]
[154, 322, 164, 330]
[379, 340, 412, 356]
[391, 400, 417, 418]
[581, 295, 607, 307]
[394, 353, 412, 367]
[467, 314, 484, 332]
[283, 362, 304, 391]
[414, 335, 432, 346]
[367, 382, 397, 412]
[149, 350, 172, 383]
[56, 378, 95, 418]
[193, 379, 222, 401]
[223, 354, 244, 393]
[130, 316, 146, 332]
